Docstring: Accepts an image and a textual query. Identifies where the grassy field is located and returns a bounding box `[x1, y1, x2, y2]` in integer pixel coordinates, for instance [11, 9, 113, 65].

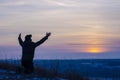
[0, 59, 120, 80]
[0, 60, 88, 80]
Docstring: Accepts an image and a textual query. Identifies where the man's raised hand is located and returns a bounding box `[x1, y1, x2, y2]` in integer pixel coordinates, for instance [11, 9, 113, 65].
[18, 33, 21, 38]
[46, 32, 51, 37]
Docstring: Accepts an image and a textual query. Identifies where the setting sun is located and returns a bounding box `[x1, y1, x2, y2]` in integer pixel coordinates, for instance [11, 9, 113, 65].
[88, 47, 101, 53]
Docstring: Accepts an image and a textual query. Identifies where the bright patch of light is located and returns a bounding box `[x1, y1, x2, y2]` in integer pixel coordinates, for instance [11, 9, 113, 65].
[88, 47, 101, 53]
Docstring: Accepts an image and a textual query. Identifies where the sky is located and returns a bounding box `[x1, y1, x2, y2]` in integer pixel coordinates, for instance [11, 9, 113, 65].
[0, 0, 120, 59]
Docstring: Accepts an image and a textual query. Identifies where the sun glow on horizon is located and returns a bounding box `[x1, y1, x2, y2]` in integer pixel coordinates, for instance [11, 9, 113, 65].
[88, 47, 102, 53]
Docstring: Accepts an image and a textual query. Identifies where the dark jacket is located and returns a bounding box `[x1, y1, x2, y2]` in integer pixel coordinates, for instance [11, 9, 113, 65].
[18, 36, 48, 61]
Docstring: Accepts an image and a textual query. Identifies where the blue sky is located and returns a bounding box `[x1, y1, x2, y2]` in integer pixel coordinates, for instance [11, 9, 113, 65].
[0, 0, 120, 59]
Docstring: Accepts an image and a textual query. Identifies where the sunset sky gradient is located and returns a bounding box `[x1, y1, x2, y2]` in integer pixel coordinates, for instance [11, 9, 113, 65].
[0, 0, 120, 59]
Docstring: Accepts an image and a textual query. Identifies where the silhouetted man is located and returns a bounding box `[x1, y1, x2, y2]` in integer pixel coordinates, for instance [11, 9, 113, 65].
[18, 32, 51, 73]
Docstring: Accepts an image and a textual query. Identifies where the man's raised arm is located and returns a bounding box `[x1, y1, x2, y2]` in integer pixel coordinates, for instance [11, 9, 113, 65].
[18, 33, 23, 46]
[35, 32, 51, 47]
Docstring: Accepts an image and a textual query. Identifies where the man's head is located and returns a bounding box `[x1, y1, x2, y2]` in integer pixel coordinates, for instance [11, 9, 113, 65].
[25, 34, 32, 42]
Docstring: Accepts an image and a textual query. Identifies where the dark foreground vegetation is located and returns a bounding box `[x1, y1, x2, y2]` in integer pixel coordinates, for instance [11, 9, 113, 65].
[0, 60, 88, 80]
